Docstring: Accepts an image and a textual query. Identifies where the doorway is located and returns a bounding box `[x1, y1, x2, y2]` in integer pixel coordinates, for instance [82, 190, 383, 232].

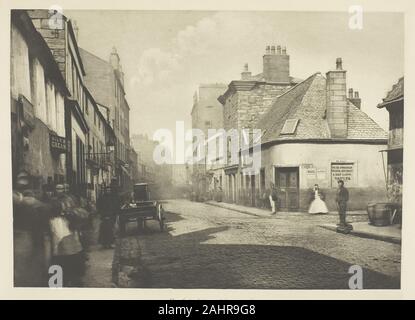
[275, 167, 299, 211]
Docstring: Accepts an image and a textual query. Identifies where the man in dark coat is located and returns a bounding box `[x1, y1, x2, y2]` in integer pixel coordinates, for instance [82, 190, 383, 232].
[97, 186, 120, 249]
[335, 180, 350, 228]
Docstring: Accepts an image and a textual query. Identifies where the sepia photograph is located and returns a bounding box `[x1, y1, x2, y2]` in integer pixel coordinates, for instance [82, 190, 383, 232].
[8, 4, 405, 294]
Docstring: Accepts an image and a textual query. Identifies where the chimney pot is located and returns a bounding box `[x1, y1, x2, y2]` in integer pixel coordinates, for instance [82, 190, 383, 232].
[282, 46, 286, 55]
[354, 91, 359, 98]
[336, 58, 343, 70]
[348, 88, 354, 98]
[271, 46, 276, 54]
[266, 46, 270, 54]
[277, 45, 281, 54]
[244, 63, 249, 72]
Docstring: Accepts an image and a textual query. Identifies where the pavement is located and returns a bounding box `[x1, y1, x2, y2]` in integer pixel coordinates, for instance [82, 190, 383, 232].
[206, 200, 401, 244]
[320, 222, 401, 244]
[205, 200, 367, 217]
[111, 199, 400, 289]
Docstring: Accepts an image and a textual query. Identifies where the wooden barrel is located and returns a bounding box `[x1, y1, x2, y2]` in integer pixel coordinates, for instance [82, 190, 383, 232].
[367, 203, 392, 226]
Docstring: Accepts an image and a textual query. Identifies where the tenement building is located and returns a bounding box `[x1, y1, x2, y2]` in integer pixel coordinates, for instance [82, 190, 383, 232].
[27, 9, 93, 198]
[11, 10, 69, 190]
[216, 54, 388, 211]
[79, 47, 133, 192]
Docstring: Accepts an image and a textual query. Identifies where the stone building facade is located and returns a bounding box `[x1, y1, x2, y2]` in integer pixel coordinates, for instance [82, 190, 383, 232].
[11, 10, 69, 191]
[218, 46, 301, 131]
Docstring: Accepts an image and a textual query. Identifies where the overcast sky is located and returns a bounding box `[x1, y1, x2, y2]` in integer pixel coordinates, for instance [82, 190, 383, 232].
[67, 10, 404, 138]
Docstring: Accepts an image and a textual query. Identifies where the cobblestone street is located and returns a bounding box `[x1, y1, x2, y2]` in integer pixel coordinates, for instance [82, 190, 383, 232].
[110, 199, 400, 289]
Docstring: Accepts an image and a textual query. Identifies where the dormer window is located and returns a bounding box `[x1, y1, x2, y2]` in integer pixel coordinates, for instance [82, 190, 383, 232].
[280, 119, 299, 135]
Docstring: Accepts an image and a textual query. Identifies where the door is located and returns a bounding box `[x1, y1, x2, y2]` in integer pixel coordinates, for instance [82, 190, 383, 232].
[250, 175, 256, 207]
[275, 167, 299, 211]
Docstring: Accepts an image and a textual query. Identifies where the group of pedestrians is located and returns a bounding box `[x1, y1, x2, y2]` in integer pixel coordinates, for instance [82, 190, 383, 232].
[13, 171, 90, 287]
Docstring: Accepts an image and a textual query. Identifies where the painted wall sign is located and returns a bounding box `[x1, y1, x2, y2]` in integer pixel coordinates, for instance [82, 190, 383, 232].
[331, 162, 355, 187]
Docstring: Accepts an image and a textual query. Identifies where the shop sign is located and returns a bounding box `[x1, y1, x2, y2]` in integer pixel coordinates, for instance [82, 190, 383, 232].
[50, 133, 67, 154]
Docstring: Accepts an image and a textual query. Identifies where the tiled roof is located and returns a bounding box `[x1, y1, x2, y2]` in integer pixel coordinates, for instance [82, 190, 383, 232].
[255, 73, 387, 144]
[378, 77, 404, 108]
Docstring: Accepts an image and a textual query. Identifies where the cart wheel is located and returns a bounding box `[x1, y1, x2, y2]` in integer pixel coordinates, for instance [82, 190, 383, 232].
[157, 204, 164, 232]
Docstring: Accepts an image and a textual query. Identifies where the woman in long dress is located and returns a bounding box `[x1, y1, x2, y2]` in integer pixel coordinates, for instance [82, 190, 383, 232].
[308, 184, 329, 214]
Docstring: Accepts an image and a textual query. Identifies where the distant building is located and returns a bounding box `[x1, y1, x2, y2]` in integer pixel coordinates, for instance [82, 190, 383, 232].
[191, 83, 227, 135]
[79, 47, 132, 192]
[128, 146, 140, 184]
[191, 84, 227, 199]
[377, 77, 403, 204]
[216, 55, 388, 211]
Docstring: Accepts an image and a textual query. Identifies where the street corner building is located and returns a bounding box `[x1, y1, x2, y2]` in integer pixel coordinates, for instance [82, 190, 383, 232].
[214, 47, 388, 211]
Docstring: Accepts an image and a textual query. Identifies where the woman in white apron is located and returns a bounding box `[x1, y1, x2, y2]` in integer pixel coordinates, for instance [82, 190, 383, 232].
[308, 184, 329, 214]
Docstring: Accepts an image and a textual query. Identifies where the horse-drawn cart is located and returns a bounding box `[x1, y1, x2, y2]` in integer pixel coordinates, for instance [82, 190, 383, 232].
[118, 183, 165, 235]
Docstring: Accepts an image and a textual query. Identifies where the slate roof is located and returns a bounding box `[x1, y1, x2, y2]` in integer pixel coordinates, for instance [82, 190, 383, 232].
[256, 73, 387, 145]
[251, 72, 303, 84]
[378, 77, 404, 108]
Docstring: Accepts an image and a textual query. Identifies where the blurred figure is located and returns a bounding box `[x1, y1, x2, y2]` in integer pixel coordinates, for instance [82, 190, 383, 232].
[13, 171, 51, 287]
[42, 177, 55, 201]
[97, 186, 120, 249]
[48, 199, 84, 287]
[269, 183, 278, 215]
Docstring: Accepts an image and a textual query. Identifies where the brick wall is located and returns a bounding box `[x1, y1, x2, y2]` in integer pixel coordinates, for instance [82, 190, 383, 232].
[27, 10, 66, 77]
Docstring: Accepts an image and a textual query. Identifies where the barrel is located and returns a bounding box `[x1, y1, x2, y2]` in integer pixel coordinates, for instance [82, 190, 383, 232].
[367, 203, 392, 226]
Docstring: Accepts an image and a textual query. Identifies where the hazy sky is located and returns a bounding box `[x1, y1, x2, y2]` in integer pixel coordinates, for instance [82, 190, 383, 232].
[67, 10, 404, 137]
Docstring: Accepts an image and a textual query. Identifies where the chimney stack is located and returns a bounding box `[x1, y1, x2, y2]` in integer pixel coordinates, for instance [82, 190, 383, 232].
[110, 47, 120, 70]
[348, 88, 354, 99]
[349, 89, 361, 109]
[241, 63, 252, 80]
[326, 58, 348, 138]
[263, 44, 290, 83]
[336, 57, 343, 70]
